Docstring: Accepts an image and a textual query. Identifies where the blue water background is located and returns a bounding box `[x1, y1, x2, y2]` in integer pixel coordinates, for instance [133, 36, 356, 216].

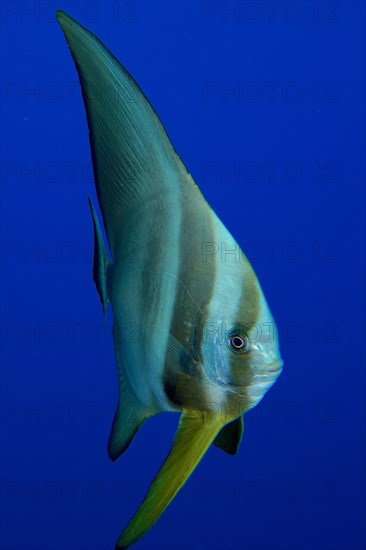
[1, 1, 365, 549]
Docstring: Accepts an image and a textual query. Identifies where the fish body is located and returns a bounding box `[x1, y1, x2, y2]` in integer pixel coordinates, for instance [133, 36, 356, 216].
[57, 10, 283, 548]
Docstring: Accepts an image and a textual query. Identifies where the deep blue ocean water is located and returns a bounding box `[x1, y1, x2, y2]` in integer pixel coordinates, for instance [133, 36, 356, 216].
[1, 1, 365, 549]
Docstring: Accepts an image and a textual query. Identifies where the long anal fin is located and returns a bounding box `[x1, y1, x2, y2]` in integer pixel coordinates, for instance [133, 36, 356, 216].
[116, 410, 225, 549]
[108, 403, 146, 462]
[109, 325, 150, 461]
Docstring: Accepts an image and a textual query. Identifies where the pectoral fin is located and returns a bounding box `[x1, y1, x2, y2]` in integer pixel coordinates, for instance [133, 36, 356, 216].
[214, 416, 244, 455]
[116, 410, 225, 549]
[89, 197, 111, 321]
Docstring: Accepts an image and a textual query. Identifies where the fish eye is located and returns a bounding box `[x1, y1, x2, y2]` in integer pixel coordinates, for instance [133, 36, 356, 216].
[228, 334, 248, 353]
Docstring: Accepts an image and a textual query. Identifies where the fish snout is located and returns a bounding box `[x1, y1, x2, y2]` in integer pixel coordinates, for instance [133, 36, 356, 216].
[266, 358, 283, 375]
[251, 356, 283, 382]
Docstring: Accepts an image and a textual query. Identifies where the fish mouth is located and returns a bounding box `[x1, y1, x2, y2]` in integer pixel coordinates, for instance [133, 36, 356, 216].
[213, 359, 283, 395]
[266, 359, 284, 375]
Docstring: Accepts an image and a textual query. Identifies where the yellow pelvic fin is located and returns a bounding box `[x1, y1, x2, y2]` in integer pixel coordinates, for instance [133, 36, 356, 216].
[116, 410, 226, 549]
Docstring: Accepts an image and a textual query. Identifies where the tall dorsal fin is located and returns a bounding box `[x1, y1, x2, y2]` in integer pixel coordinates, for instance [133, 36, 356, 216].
[57, 10, 187, 255]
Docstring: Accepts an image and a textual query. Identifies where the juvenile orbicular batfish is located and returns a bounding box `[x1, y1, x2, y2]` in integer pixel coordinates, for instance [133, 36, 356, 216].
[57, 10, 283, 549]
